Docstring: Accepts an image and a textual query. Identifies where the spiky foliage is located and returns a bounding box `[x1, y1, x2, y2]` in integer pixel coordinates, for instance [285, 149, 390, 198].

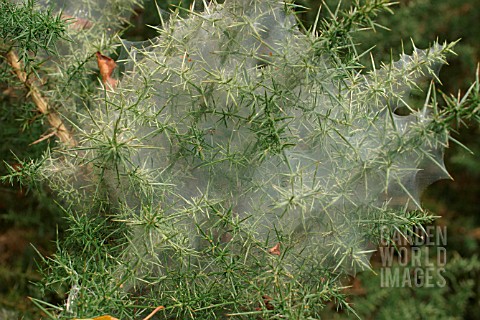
[1, 0, 480, 319]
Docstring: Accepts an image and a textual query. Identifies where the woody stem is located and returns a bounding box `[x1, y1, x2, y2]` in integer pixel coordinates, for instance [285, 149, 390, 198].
[6, 50, 76, 147]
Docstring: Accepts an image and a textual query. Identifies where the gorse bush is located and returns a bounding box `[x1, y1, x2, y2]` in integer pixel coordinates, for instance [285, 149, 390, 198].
[1, 0, 479, 318]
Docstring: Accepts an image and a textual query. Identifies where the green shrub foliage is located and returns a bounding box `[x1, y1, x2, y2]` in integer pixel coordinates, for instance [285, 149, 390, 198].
[2, 0, 479, 318]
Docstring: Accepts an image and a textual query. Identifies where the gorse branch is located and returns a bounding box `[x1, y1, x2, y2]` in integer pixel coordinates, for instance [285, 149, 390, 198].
[1, 0, 479, 319]
[6, 50, 76, 146]
[0, 0, 66, 73]
[316, 0, 394, 59]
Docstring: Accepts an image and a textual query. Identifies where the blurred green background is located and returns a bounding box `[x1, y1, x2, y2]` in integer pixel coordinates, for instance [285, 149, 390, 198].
[1, 0, 479, 318]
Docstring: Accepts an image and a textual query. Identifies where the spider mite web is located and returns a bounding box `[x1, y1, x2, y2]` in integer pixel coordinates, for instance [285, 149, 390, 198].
[106, 0, 450, 275]
[44, 0, 451, 275]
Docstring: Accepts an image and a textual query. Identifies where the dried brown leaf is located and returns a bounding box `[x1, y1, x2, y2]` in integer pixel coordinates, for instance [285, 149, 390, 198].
[268, 242, 281, 256]
[62, 14, 93, 30]
[96, 52, 117, 89]
[73, 316, 119, 320]
[72, 306, 165, 320]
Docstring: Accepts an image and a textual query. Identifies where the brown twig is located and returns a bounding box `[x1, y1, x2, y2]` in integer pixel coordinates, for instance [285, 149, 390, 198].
[6, 50, 76, 147]
[143, 306, 165, 320]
